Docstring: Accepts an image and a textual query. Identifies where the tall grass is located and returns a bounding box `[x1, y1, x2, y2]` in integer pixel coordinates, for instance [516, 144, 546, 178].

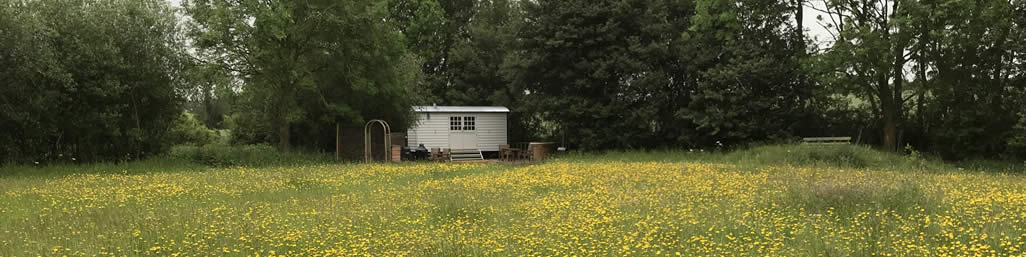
[167, 144, 337, 167]
[0, 145, 339, 177]
[1, 145, 1025, 256]
[6, 143, 1022, 177]
[0, 156, 208, 177]
[558, 144, 962, 172]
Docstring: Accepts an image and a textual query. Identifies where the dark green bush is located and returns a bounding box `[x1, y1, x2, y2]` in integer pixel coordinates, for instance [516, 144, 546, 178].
[1009, 110, 1026, 159]
[169, 113, 219, 146]
[0, 0, 186, 163]
[722, 144, 948, 171]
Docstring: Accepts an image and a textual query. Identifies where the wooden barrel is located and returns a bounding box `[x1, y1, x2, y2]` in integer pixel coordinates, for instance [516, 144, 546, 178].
[529, 142, 555, 161]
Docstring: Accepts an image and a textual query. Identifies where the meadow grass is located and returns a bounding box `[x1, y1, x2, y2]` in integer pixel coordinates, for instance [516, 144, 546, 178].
[1, 144, 1025, 256]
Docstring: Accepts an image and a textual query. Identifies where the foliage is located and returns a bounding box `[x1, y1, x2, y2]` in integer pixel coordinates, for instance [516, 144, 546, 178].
[514, 0, 692, 150]
[224, 111, 273, 146]
[168, 113, 222, 146]
[813, 0, 920, 152]
[444, 0, 539, 141]
[1010, 109, 1026, 158]
[680, 0, 811, 146]
[184, 0, 421, 152]
[391, 0, 541, 141]
[439, 0, 519, 106]
[181, 63, 234, 129]
[0, 0, 188, 163]
[813, 0, 1026, 158]
[512, 0, 807, 150]
[1, 0, 1022, 162]
[919, 0, 1025, 159]
[388, 0, 460, 97]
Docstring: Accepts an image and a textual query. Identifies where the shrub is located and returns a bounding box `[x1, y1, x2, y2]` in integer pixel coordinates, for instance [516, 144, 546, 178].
[169, 113, 219, 146]
[1008, 110, 1026, 159]
[224, 112, 272, 146]
[722, 144, 948, 171]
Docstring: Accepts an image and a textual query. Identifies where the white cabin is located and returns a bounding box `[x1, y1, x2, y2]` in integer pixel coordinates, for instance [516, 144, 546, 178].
[407, 106, 509, 151]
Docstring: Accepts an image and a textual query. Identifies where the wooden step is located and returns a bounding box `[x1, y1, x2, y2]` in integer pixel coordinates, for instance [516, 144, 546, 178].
[450, 149, 483, 161]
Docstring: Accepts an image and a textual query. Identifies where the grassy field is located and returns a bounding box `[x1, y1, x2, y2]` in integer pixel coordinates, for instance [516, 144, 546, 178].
[1, 145, 1025, 256]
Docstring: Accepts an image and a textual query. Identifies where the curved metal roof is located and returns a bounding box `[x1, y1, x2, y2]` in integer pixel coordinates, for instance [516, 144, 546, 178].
[413, 106, 511, 113]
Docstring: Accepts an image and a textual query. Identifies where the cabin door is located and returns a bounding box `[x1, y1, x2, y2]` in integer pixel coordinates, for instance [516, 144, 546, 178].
[448, 116, 478, 149]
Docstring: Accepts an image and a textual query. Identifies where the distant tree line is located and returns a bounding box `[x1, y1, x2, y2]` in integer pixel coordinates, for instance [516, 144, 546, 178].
[391, 0, 1026, 159]
[1, 0, 1024, 163]
[812, 0, 1026, 159]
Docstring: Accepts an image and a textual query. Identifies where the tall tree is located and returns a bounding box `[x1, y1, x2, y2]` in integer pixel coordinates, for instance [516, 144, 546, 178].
[515, 0, 680, 149]
[681, 0, 811, 146]
[183, 63, 234, 129]
[922, 0, 1023, 157]
[816, 0, 918, 151]
[389, 0, 476, 104]
[514, 0, 808, 149]
[442, 0, 539, 140]
[185, 0, 420, 151]
[791, 0, 805, 49]
[445, 0, 519, 106]
[0, 0, 188, 163]
[814, 0, 1025, 157]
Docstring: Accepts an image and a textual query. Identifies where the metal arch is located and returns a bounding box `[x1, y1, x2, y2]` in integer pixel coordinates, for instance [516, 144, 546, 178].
[364, 119, 392, 162]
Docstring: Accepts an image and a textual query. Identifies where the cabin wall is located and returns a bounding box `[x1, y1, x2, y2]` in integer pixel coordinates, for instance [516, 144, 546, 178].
[473, 113, 508, 151]
[407, 112, 508, 151]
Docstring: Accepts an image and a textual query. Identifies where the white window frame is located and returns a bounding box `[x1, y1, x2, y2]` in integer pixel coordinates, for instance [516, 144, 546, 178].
[463, 116, 476, 131]
[450, 116, 462, 131]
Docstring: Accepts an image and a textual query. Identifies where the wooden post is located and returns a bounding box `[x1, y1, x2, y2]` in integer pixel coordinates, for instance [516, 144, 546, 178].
[335, 123, 340, 160]
[381, 123, 387, 161]
[391, 145, 401, 162]
[364, 122, 370, 162]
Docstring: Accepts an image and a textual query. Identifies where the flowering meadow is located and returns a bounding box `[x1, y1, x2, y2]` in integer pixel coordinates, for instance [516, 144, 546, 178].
[1, 152, 1026, 256]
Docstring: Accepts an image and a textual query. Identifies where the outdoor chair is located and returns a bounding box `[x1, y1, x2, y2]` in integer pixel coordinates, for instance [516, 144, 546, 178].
[499, 144, 513, 161]
[430, 148, 441, 161]
[518, 145, 533, 162]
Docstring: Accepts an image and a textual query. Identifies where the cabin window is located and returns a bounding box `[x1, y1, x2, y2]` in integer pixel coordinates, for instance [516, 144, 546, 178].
[449, 116, 476, 131]
[450, 116, 462, 130]
[463, 116, 476, 131]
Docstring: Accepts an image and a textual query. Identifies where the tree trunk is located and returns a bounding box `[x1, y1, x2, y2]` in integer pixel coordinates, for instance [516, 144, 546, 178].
[133, 94, 142, 158]
[884, 4, 905, 153]
[276, 78, 295, 152]
[794, 0, 804, 45]
[278, 118, 290, 152]
[335, 123, 340, 160]
[882, 107, 899, 152]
